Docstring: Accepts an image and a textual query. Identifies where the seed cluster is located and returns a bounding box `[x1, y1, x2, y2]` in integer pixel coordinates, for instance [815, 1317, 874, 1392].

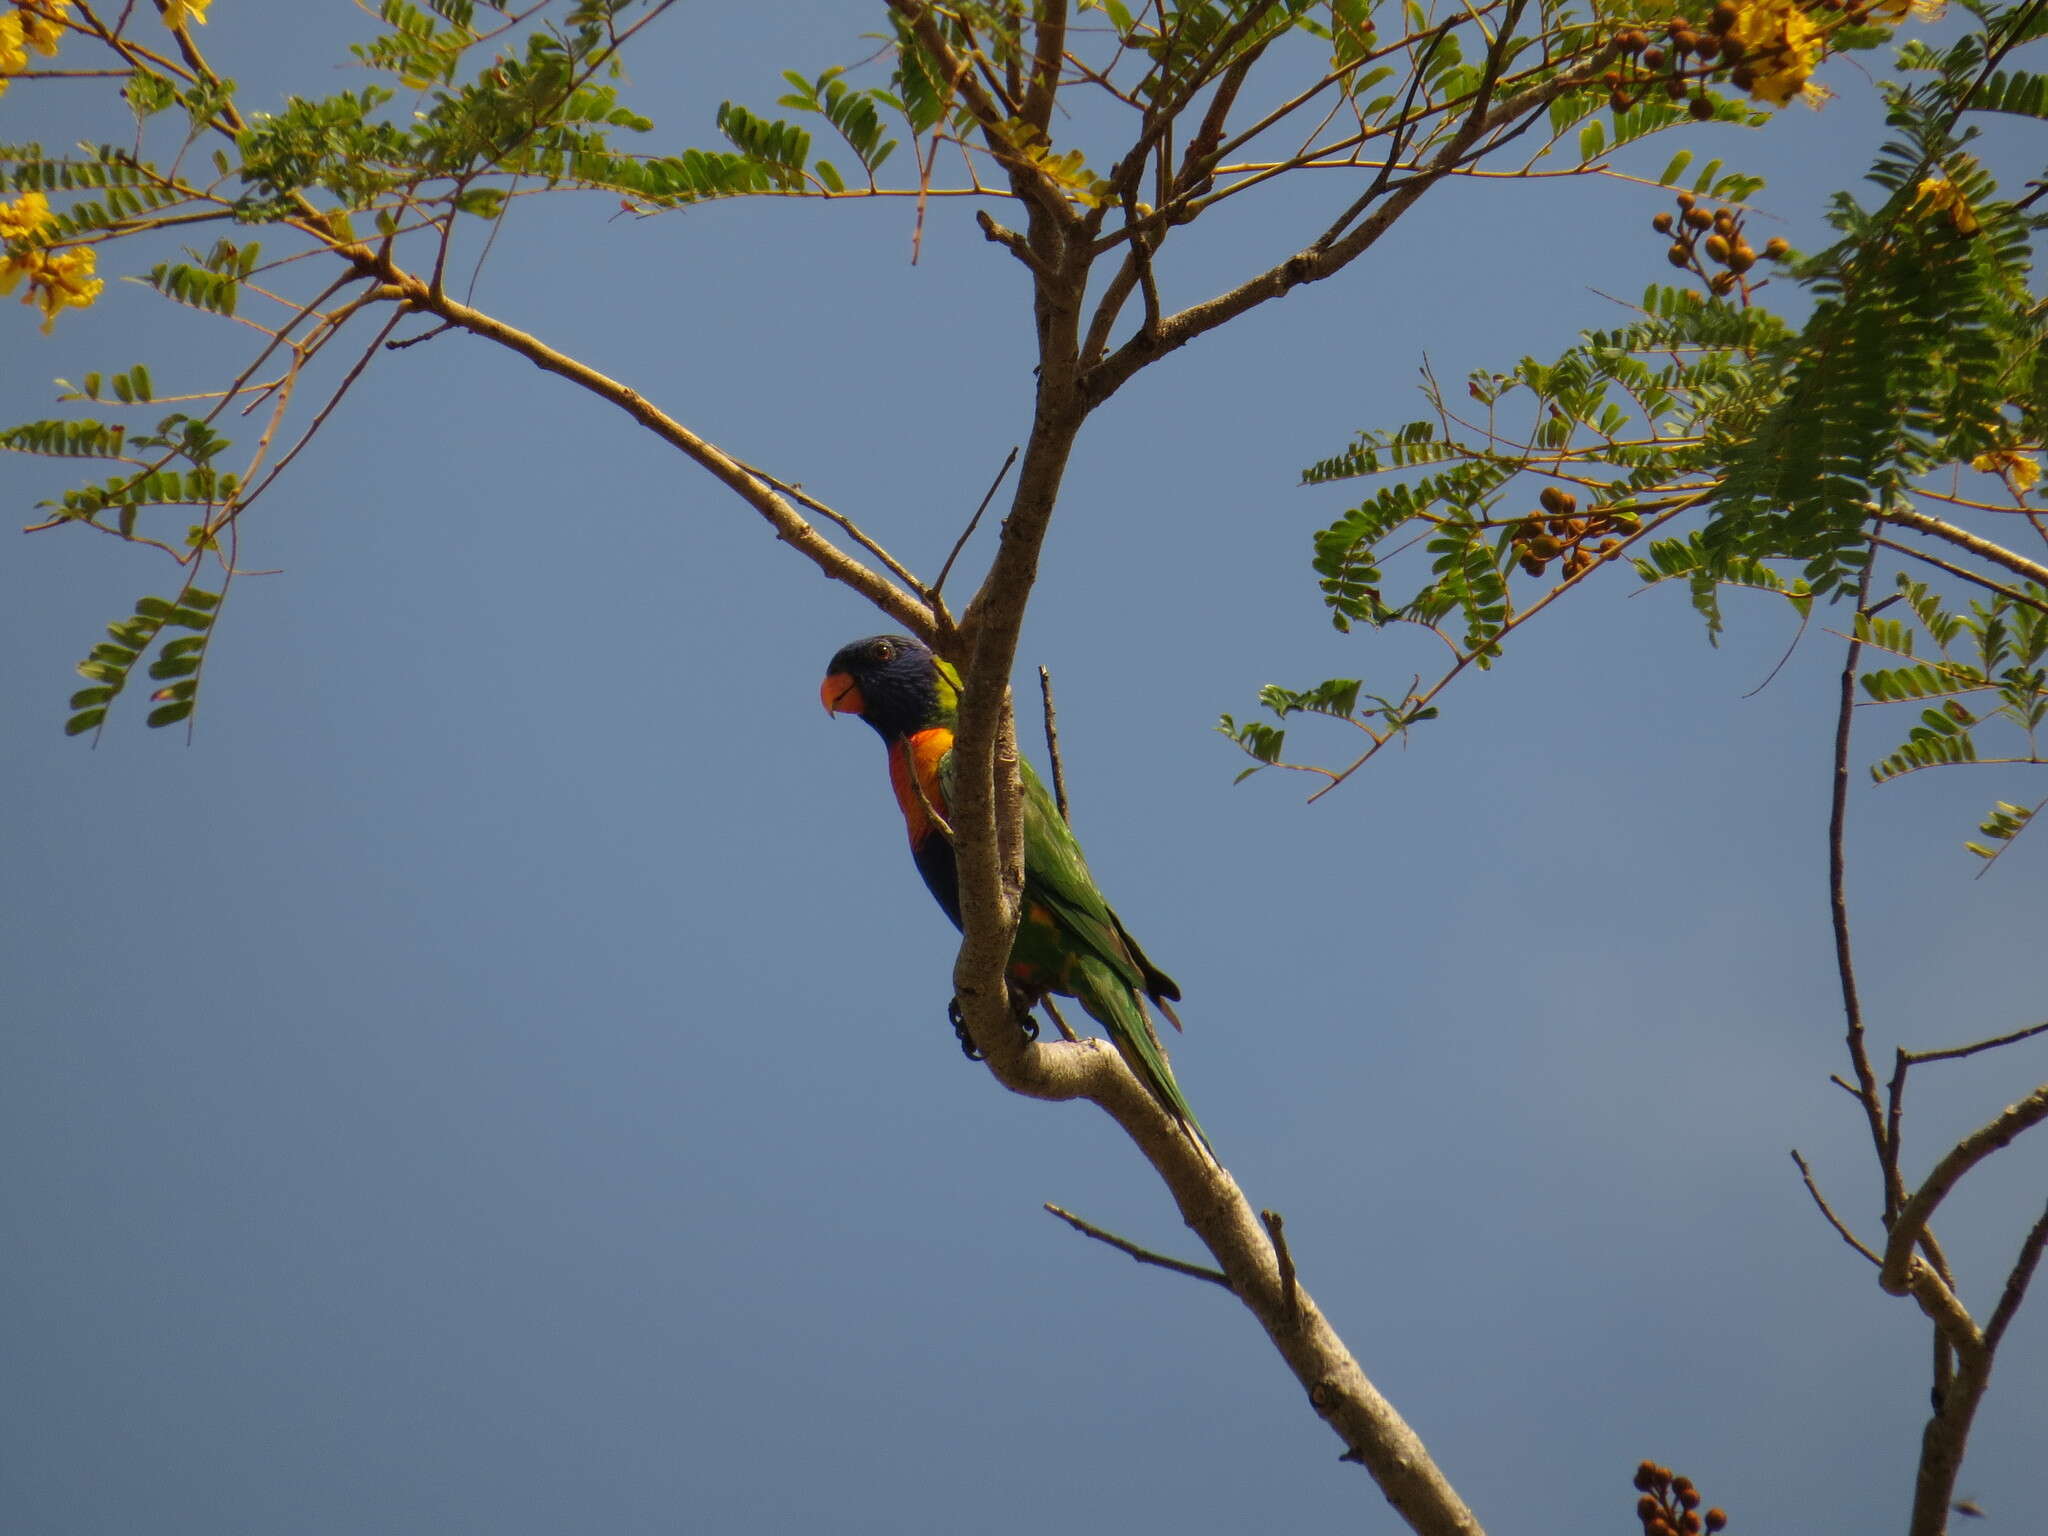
[1652, 190, 1791, 296]
[1604, 0, 1881, 116]
[1633, 1461, 1728, 1536]
[1510, 486, 1640, 580]
[1604, 9, 1746, 118]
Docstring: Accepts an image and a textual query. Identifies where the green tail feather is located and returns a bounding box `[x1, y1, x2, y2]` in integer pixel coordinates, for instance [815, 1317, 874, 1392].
[1070, 955, 1210, 1154]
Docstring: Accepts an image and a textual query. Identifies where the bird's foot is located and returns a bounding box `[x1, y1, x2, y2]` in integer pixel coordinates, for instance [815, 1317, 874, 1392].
[947, 994, 1040, 1061]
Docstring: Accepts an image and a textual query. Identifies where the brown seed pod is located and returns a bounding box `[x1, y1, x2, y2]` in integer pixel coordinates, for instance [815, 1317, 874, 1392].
[1539, 486, 1578, 514]
[1764, 236, 1791, 259]
[1517, 518, 1546, 543]
[1676, 191, 1696, 210]
[1710, 271, 1738, 294]
[1530, 534, 1564, 559]
[1672, 28, 1702, 54]
[1638, 1496, 1663, 1521]
[1710, 1, 1738, 30]
[1667, 243, 1693, 268]
[1712, 208, 1736, 232]
[1684, 206, 1714, 229]
[1689, 93, 1715, 119]
[1680, 1515, 1701, 1535]
[1703, 1511, 1727, 1533]
[1652, 210, 1676, 233]
[1634, 1463, 1659, 1492]
[1519, 553, 1548, 577]
[1610, 88, 1633, 112]
[1719, 33, 1746, 61]
[1666, 77, 1690, 99]
[1600, 539, 1623, 560]
[1730, 63, 1756, 89]
[1642, 44, 1667, 67]
[1617, 27, 1650, 51]
[1704, 233, 1731, 263]
[1727, 244, 1755, 273]
[1603, 68, 1623, 86]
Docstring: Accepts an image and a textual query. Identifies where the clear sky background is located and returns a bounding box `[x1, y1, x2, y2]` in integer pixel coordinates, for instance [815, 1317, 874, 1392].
[3, 6, 2043, 1534]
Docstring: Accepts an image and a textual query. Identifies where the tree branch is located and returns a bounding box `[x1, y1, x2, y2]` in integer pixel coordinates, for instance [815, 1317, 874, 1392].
[1876, 504, 2048, 588]
[1882, 1084, 2048, 1297]
[346, 251, 935, 640]
[1080, 43, 1614, 408]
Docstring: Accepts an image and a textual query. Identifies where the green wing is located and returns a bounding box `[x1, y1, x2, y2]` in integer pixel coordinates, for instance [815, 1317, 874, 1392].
[932, 746, 1205, 1147]
[1014, 762, 1205, 1146]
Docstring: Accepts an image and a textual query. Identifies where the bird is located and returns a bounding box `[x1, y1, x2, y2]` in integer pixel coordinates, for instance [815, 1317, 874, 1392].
[820, 633, 1204, 1147]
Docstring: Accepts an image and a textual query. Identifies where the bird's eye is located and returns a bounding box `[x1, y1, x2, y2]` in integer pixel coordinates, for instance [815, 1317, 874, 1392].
[872, 641, 895, 661]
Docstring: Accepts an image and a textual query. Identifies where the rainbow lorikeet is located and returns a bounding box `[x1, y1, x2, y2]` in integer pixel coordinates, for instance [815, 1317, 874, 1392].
[821, 634, 1203, 1144]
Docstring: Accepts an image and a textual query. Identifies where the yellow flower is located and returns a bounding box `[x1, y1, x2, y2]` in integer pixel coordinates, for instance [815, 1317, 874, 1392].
[17, 0, 73, 57]
[0, 12, 28, 81]
[0, 190, 101, 333]
[0, 188, 52, 241]
[1971, 449, 2041, 492]
[1913, 174, 1980, 234]
[1727, 0, 1825, 108]
[0, 243, 103, 332]
[163, 0, 209, 28]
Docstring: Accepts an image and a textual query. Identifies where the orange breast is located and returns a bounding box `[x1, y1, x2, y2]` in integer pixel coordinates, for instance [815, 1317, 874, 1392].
[887, 728, 953, 842]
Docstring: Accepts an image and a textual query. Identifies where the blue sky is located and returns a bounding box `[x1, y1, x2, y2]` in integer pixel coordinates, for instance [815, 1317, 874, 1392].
[4, 6, 2043, 1534]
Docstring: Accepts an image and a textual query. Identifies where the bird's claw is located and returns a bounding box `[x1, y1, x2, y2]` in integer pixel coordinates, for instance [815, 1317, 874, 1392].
[947, 996, 982, 1061]
[946, 995, 1040, 1061]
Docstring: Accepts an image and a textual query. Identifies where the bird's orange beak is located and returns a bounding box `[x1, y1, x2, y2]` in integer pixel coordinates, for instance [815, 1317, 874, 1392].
[820, 672, 864, 716]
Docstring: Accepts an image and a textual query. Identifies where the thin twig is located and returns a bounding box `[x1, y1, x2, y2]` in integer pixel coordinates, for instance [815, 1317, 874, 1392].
[1790, 1150, 1883, 1265]
[385, 320, 457, 351]
[1870, 534, 2048, 619]
[1038, 665, 1071, 824]
[1262, 1208, 1302, 1330]
[1903, 1021, 2048, 1067]
[731, 458, 925, 595]
[1044, 1203, 1234, 1289]
[1829, 554, 1899, 1215]
[1040, 994, 1081, 1043]
[932, 444, 1018, 602]
[1983, 1199, 2048, 1353]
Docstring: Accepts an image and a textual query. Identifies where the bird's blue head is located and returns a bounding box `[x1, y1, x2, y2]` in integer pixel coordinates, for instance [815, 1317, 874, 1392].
[820, 634, 959, 740]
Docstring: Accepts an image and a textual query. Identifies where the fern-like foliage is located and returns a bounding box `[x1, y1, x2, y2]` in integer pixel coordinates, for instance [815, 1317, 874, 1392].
[1238, 0, 2047, 859]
